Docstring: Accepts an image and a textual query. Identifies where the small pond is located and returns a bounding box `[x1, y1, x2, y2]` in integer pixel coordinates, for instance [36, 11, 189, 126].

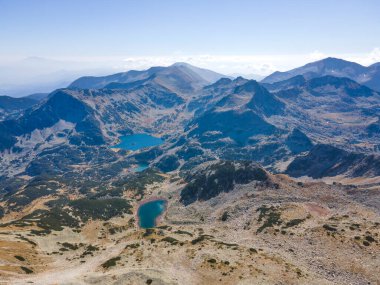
[137, 199, 167, 229]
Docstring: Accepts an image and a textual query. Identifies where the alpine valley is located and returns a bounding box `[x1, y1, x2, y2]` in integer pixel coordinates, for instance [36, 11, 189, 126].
[0, 59, 379, 285]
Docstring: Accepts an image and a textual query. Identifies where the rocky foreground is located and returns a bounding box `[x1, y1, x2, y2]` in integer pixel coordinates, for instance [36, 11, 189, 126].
[0, 161, 379, 285]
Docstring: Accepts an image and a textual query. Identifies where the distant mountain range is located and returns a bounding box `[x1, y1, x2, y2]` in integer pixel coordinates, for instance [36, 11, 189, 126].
[0, 58, 379, 180]
[69, 62, 226, 93]
[262, 57, 380, 91]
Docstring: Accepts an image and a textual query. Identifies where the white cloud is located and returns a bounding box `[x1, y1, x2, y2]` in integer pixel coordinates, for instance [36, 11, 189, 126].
[308, 50, 326, 61]
[1, 49, 380, 96]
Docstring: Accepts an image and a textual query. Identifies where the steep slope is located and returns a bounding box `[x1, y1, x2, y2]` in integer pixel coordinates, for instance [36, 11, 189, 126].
[365, 63, 380, 91]
[186, 79, 285, 146]
[0, 95, 38, 120]
[286, 144, 380, 178]
[262, 57, 380, 91]
[187, 76, 249, 114]
[0, 90, 103, 152]
[160, 80, 309, 171]
[265, 75, 380, 152]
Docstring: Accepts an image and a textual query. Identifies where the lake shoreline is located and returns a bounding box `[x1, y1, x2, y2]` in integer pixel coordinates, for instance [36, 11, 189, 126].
[135, 197, 168, 229]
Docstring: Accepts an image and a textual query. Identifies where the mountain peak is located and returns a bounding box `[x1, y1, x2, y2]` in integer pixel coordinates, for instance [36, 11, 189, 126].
[69, 63, 227, 92]
[170, 62, 192, 67]
[261, 57, 377, 89]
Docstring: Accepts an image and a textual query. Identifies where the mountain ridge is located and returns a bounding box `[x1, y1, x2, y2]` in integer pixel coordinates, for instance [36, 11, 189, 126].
[262, 57, 380, 91]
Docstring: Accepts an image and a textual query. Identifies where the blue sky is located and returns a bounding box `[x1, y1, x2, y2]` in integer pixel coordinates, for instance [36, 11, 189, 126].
[1, 0, 380, 95]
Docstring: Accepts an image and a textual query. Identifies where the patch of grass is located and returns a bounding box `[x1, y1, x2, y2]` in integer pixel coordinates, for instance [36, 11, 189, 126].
[365, 236, 375, 243]
[17, 236, 37, 246]
[143, 228, 155, 237]
[102, 256, 121, 269]
[20, 266, 33, 274]
[161, 237, 179, 245]
[14, 255, 25, 261]
[284, 218, 305, 228]
[191, 234, 213, 245]
[221, 211, 229, 222]
[125, 243, 140, 249]
[108, 225, 128, 235]
[256, 206, 282, 233]
[363, 241, 370, 246]
[80, 245, 99, 257]
[249, 248, 258, 253]
[174, 230, 193, 236]
[214, 241, 238, 248]
[60, 242, 79, 250]
[323, 224, 337, 232]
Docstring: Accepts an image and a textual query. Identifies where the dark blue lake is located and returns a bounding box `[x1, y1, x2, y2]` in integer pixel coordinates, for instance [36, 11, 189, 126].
[137, 199, 167, 229]
[113, 134, 163, 151]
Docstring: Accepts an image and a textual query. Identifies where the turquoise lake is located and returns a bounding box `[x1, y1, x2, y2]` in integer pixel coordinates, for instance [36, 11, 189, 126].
[137, 199, 167, 229]
[113, 134, 163, 151]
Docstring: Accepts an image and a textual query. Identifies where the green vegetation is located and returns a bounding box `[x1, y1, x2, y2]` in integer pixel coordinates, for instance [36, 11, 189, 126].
[221, 211, 229, 222]
[365, 236, 375, 242]
[60, 242, 80, 250]
[249, 248, 258, 253]
[102, 256, 121, 269]
[23, 208, 80, 235]
[174, 230, 193, 236]
[213, 241, 238, 248]
[111, 169, 165, 198]
[363, 241, 370, 246]
[108, 225, 128, 235]
[17, 236, 37, 246]
[191, 234, 213, 245]
[125, 243, 140, 249]
[143, 228, 155, 237]
[80, 245, 99, 258]
[323, 224, 337, 232]
[181, 161, 268, 205]
[256, 205, 282, 233]
[161, 236, 179, 245]
[284, 218, 306, 228]
[20, 266, 33, 274]
[14, 255, 25, 261]
[69, 198, 132, 222]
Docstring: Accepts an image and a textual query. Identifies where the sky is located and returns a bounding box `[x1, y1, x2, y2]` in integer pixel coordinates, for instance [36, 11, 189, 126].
[1, 0, 380, 96]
